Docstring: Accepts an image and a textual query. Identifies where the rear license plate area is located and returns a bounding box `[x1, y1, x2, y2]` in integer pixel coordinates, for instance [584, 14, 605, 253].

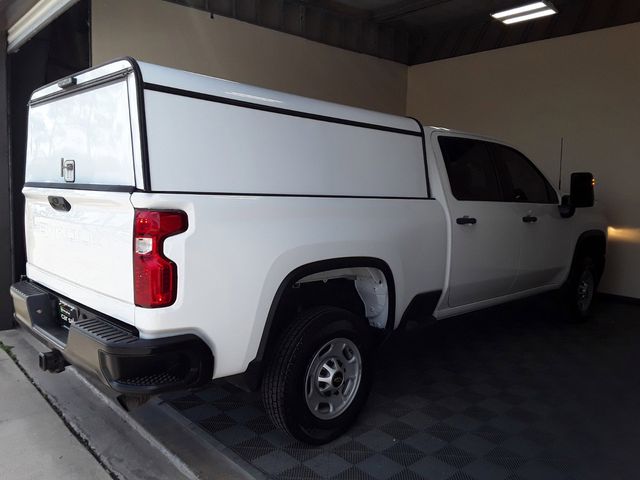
[58, 300, 78, 328]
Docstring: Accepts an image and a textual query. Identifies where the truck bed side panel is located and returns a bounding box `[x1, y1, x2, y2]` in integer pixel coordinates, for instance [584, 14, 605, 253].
[130, 193, 448, 378]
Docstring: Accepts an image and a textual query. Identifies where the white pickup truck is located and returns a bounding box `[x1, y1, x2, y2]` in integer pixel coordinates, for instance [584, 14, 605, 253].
[11, 58, 606, 444]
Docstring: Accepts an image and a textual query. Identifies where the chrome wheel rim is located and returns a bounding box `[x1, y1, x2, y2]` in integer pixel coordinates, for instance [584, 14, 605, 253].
[576, 269, 594, 313]
[304, 338, 362, 420]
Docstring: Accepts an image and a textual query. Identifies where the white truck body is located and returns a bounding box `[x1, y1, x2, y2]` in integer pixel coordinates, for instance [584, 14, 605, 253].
[12, 58, 606, 441]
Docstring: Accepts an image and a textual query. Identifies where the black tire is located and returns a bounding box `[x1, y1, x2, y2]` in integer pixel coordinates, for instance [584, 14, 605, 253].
[561, 255, 598, 322]
[262, 306, 373, 444]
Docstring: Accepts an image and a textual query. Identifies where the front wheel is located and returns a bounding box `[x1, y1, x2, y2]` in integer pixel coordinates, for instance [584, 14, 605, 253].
[262, 306, 372, 444]
[561, 255, 598, 321]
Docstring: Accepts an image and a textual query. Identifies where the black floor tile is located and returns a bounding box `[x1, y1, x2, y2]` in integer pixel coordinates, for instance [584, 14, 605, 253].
[164, 299, 640, 480]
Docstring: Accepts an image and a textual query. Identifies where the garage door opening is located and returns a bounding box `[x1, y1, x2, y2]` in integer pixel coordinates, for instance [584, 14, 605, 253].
[8, 0, 90, 283]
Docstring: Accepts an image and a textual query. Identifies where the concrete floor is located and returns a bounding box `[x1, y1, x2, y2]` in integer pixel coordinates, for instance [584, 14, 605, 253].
[0, 327, 252, 480]
[165, 297, 640, 480]
[0, 347, 111, 480]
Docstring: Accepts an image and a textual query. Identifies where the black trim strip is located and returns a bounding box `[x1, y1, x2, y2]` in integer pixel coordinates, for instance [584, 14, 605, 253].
[408, 117, 432, 199]
[24, 182, 136, 193]
[144, 82, 423, 138]
[31, 57, 136, 97]
[149, 190, 431, 200]
[29, 69, 132, 107]
[397, 290, 443, 330]
[127, 58, 152, 191]
[23, 183, 432, 199]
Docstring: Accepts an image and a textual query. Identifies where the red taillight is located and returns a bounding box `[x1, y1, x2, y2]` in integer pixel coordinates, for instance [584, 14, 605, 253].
[133, 210, 188, 308]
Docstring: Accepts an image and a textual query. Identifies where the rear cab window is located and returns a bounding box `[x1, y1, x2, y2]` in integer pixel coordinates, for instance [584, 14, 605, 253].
[438, 136, 502, 201]
[26, 79, 136, 188]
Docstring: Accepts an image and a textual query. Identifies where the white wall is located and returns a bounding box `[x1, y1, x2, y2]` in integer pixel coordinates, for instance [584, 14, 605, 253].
[92, 0, 639, 299]
[91, 0, 407, 115]
[407, 23, 640, 299]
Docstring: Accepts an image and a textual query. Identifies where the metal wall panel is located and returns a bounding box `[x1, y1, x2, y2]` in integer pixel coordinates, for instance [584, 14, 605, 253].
[0, 31, 13, 329]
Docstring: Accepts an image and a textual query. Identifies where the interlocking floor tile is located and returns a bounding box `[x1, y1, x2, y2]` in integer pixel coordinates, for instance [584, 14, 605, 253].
[198, 413, 236, 433]
[332, 440, 376, 464]
[426, 423, 464, 443]
[163, 300, 640, 480]
[180, 403, 221, 422]
[409, 455, 457, 480]
[433, 445, 476, 468]
[230, 436, 277, 461]
[484, 446, 528, 470]
[461, 459, 511, 480]
[168, 393, 204, 411]
[404, 432, 447, 455]
[253, 450, 299, 476]
[446, 472, 478, 480]
[383, 443, 425, 468]
[380, 420, 420, 440]
[214, 425, 256, 446]
[356, 454, 405, 480]
[304, 453, 351, 478]
[277, 464, 323, 480]
[398, 411, 439, 430]
[331, 466, 377, 480]
[356, 429, 399, 452]
[451, 433, 496, 457]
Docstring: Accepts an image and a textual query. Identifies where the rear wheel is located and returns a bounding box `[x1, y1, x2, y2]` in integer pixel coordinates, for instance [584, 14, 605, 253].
[561, 255, 598, 321]
[262, 306, 372, 444]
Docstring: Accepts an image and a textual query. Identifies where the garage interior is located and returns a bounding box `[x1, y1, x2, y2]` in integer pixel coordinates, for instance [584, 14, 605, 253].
[1, 0, 640, 479]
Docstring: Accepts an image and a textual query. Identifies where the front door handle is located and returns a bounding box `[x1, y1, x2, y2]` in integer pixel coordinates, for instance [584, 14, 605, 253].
[522, 215, 538, 223]
[456, 217, 477, 225]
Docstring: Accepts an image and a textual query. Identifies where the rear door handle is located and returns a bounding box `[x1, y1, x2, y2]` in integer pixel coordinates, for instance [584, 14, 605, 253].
[456, 217, 477, 225]
[522, 215, 537, 223]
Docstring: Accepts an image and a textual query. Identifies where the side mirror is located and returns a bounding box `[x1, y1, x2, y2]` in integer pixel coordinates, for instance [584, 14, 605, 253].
[569, 172, 595, 208]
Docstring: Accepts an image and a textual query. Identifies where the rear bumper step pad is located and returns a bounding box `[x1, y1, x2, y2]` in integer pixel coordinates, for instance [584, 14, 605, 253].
[10, 279, 213, 395]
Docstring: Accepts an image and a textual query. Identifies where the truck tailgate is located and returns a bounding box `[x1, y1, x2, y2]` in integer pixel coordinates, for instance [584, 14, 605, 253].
[24, 188, 134, 304]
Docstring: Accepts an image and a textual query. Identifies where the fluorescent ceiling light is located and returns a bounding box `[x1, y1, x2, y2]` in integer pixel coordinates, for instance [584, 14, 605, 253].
[491, 1, 557, 25]
[491, 2, 547, 19]
[502, 8, 556, 24]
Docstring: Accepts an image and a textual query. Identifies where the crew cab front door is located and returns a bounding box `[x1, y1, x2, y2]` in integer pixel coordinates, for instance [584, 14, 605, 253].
[489, 143, 571, 291]
[437, 136, 521, 307]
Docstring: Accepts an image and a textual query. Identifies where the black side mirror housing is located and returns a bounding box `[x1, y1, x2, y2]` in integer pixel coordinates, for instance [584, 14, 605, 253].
[569, 172, 595, 208]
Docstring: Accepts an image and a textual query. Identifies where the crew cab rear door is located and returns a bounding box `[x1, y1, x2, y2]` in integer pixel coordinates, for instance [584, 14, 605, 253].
[436, 135, 521, 307]
[23, 60, 143, 323]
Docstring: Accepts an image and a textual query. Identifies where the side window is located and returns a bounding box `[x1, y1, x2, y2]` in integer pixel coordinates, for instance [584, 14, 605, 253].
[439, 136, 502, 201]
[491, 144, 558, 204]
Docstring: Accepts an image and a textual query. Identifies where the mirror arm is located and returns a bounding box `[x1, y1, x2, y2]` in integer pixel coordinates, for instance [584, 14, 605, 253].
[559, 195, 576, 218]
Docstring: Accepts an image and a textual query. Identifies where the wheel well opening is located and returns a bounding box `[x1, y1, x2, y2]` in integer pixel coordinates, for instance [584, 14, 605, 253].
[575, 232, 606, 279]
[236, 263, 393, 392]
[265, 267, 390, 362]
[272, 277, 366, 338]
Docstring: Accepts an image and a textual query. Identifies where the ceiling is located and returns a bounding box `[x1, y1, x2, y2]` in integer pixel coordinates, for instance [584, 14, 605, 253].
[167, 0, 640, 64]
[2, 0, 639, 64]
